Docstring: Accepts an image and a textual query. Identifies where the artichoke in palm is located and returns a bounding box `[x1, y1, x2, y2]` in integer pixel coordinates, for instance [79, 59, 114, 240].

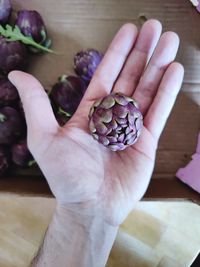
[89, 93, 143, 151]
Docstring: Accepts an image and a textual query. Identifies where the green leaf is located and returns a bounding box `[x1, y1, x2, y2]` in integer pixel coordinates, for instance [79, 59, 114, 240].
[0, 114, 6, 122]
[27, 160, 36, 167]
[58, 107, 71, 117]
[0, 24, 56, 54]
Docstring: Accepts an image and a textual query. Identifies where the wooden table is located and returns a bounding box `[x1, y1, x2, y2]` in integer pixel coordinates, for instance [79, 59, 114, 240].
[0, 0, 199, 201]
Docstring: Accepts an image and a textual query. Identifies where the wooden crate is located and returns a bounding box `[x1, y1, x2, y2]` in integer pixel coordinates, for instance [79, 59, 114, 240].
[0, 0, 199, 201]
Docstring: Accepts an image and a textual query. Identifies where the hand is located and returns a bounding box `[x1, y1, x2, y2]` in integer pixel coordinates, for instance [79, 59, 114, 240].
[9, 19, 184, 227]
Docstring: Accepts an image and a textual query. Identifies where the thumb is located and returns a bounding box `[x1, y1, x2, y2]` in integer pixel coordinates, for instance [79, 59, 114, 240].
[8, 71, 58, 153]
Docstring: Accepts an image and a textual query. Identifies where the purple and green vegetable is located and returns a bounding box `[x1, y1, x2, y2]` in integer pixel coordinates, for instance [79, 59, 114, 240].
[74, 49, 103, 84]
[50, 75, 86, 117]
[89, 93, 143, 151]
[15, 10, 51, 53]
[0, 36, 28, 74]
[0, 106, 23, 144]
[0, 78, 19, 105]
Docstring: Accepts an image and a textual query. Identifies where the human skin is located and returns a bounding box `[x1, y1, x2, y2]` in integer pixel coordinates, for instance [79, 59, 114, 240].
[9, 19, 184, 267]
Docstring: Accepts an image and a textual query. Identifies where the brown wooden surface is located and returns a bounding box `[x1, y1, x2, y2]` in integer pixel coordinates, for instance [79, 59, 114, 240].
[1, 0, 199, 199]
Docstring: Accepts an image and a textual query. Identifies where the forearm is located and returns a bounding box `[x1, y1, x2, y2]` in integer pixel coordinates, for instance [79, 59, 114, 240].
[31, 204, 118, 267]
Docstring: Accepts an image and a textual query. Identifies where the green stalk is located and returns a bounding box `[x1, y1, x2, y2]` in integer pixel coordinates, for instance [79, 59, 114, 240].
[58, 107, 71, 118]
[0, 24, 56, 54]
[0, 114, 6, 122]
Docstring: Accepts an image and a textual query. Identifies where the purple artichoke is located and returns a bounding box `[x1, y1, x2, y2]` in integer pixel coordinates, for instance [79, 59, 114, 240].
[0, 146, 9, 175]
[89, 93, 143, 151]
[17, 100, 25, 118]
[50, 75, 86, 116]
[11, 139, 33, 167]
[15, 10, 51, 53]
[0, 106, 23, 144]
[0, 78, 19, 106]
[0, 0, 11, 25]
[0, 36, 28, 74]
[74, 49, 103, 83]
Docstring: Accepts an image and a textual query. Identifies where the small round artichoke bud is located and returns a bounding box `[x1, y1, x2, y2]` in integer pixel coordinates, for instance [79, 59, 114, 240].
[0, 36, 28, 74]
[89, 93, 143, 151]
[74, 49, 103, 83]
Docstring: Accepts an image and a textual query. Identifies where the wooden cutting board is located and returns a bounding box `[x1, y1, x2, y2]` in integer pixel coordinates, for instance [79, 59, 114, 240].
[0, 195, 199, 267]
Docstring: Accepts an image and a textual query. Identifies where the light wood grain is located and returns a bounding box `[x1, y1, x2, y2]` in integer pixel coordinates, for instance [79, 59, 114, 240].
[0, 196, 199, 267]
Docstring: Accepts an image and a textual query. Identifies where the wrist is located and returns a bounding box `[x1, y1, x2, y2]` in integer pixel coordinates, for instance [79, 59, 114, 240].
[55, 203, 118, 267]
[32, 202, 118, 267]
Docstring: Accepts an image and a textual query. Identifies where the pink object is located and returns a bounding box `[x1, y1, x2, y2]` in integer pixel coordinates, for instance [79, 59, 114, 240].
[189, 0, 200, 13]
[176, 133, 200, 193]
[197, 3, 200, 12]
[196, 133, 200, 154]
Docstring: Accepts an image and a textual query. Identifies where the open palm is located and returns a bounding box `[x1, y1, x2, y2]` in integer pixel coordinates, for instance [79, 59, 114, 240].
[9, 20, 184, 226]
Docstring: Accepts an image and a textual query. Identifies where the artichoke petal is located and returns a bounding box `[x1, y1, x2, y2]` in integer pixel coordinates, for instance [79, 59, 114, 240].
[118, 133, 125, 143]
[99, 136, 109, 146]
[124, 132, 134, 142]
[126, 136, 137, 145]
[95, 122, 108, 135]
[110, 119, 118, 130]
[89, 119, 96, 133]
[100, 95, 115, 109]
[128, 113, 136, 126]
[115, 117, 127, 124]
[109, 143, 125, 151]
[107, 136, 117, 143]
[93, 98, 102, 107]
[114, 94, 128, 105]
[92, 133, 99, 140]
[89, 106, 95, 118]
[125, 126, 132, 135]
[113, 104, 128, 118]
[97, 108, 112, 123]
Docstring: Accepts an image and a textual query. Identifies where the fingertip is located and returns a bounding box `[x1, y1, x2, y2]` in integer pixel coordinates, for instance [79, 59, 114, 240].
[170, 62, 184, 76]
[142, 19, 162, 33]
[161, 31, 180, 47]
[165, 62, 184, 84]
[8, 71, 43, 94]
[113, 23, 138, 47]
[136, 19, 162, 53]
[8, 70, 24, 84]
[120, 23, 138, 35]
